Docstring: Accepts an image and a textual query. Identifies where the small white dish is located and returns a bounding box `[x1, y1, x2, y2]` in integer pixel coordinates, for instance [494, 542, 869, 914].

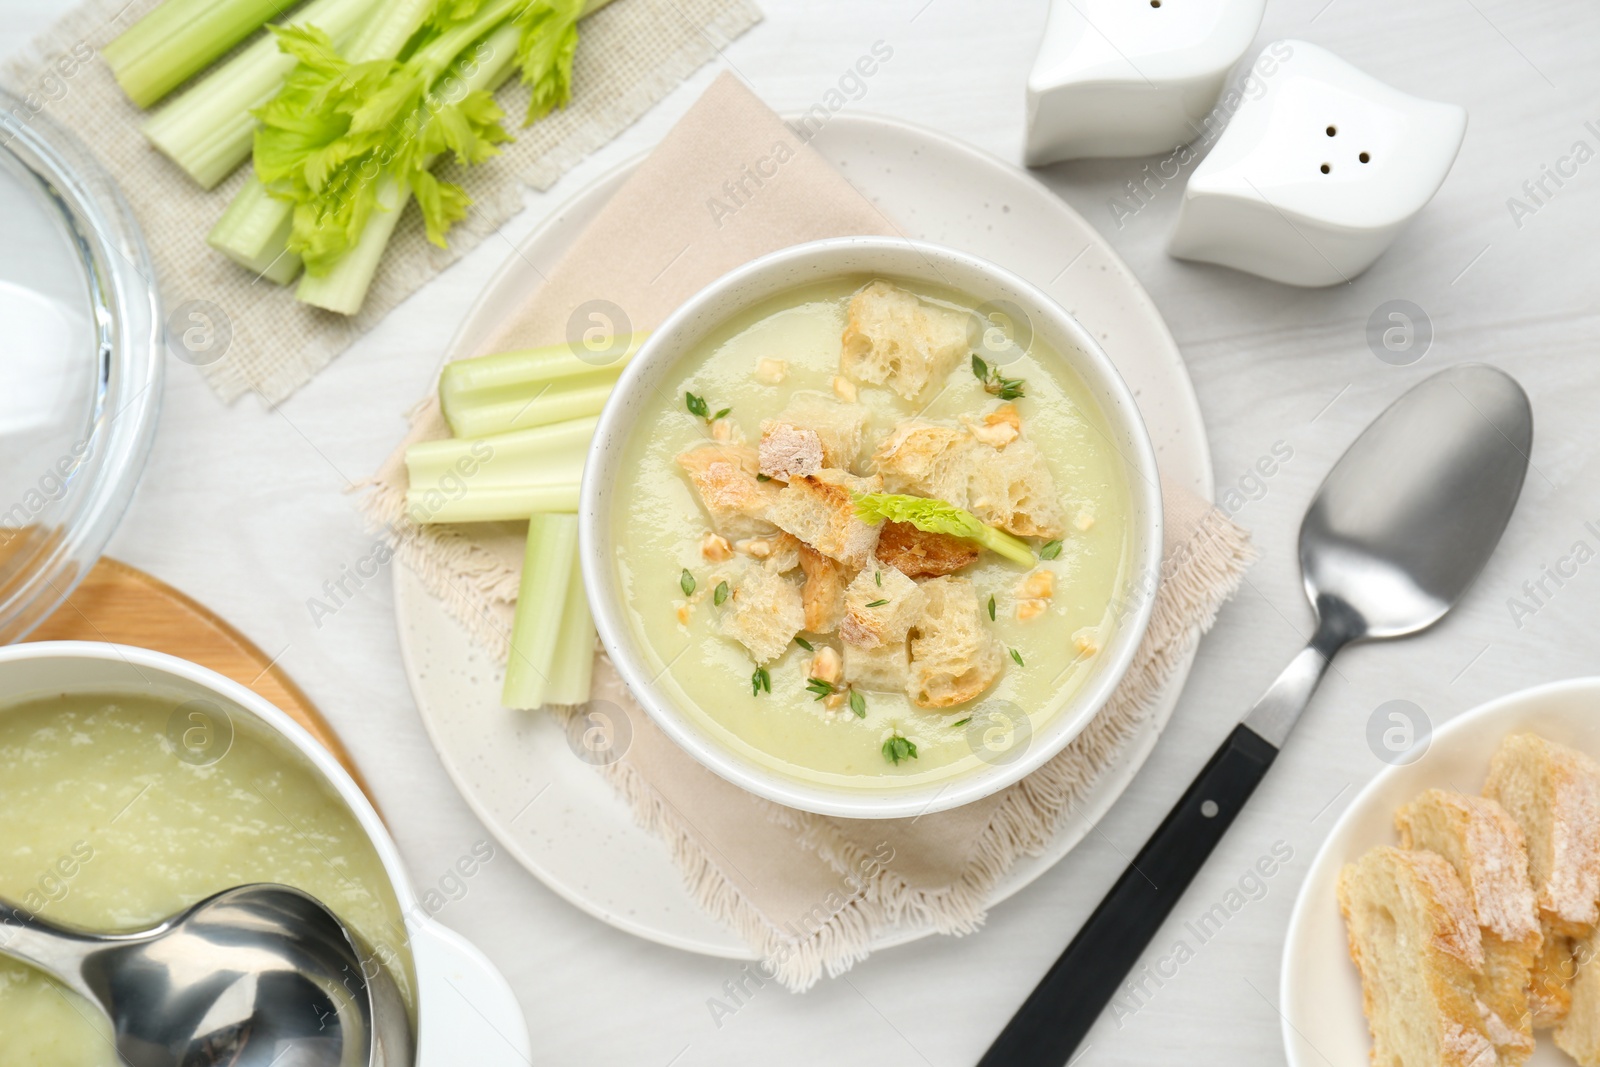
[0, 642, 532, 1067]
[1169, 39, 1467, 286]
[580, 236, 1164, 820]
[1281, 677, 1600, 1067]
[1025, 0, 1267, 163]
[393, 111, 1213, 955]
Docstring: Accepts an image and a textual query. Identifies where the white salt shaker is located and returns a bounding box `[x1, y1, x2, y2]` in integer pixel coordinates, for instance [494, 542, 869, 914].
[1168, 39, 1467, 286]
[1024, 0, 1267, 164]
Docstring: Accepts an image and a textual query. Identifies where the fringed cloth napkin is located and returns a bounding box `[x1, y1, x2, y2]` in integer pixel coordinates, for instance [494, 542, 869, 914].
[0, 0, 762, 404]
[362, 73, 1255, 990]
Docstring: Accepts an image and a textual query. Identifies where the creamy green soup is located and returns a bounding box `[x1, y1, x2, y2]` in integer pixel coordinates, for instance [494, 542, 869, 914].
[0, 692, 412, 1067]
[612, 277, 1134, 790]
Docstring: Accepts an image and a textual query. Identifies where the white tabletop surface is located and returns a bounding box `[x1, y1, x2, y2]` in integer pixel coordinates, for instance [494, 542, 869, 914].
[6, 1, 1599, 1064]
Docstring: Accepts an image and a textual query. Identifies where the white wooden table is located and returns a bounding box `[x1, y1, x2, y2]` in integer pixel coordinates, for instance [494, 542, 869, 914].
[6, 1, 1599, 1063]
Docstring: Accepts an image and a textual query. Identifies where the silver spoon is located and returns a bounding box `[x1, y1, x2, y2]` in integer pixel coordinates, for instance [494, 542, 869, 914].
[0, 883, 414, 1067]
[980, 363, 1532, 1065]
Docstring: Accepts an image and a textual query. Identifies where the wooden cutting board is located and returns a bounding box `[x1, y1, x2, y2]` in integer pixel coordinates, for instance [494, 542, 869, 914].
[24, 557, 374, 801]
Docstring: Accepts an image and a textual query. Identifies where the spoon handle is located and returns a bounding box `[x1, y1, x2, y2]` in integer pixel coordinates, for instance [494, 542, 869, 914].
[977, 722, 1277, 1066]
[0, 902, 102, 1003]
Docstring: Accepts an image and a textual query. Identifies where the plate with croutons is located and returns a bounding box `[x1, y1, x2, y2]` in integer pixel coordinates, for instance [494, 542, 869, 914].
[395, 113, 1214, 956]
[1283, 677, 1600, 1067]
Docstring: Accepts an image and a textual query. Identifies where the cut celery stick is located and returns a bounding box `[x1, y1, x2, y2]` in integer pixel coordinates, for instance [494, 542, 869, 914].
[207, 174, 301, 282]
[445, 374, 617, 439]
[142, 0, 377, 188]
[408, 443, 583, 495]
[103, 0, 291, 108]
[406, 483, 579, 524]
[440, 336, 645, 414]
[502, 514, 578, 709]
[531, 539, 594, 708]
[404, 416, 597, 486]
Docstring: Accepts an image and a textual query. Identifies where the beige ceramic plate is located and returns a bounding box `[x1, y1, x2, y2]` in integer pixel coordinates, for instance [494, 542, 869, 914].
[393, 112, 1213, 957]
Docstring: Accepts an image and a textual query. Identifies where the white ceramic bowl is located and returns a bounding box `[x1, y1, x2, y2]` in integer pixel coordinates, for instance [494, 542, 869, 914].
[1281, 677, 1600, 1067]
[0, 642, 531, 1066]
[580, 237, 1164, 819]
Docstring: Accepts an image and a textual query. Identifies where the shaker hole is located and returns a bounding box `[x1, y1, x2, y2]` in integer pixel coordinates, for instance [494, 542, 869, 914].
[1320, 163, 1331, 174]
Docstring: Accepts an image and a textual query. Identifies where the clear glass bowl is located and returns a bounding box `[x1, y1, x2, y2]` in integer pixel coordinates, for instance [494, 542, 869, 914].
[0, 90, 163, 643]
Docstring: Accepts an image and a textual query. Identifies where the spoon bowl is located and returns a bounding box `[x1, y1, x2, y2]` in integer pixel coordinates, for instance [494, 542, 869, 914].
[0, 883, 413, 1067]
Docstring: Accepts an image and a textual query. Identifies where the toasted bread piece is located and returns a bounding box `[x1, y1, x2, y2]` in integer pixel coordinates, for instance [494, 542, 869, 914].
[1397, 790, 1540, 1062]
[718, 560, 803, 664]
[1337, 847, 1499, 1067]
[839, 566, 924, 650]
[906, 576, 1002, 709]
[839, 280, 969, 401]
[758, 422, 824, 481]
[1484, 733, 1600, 939]
[676, 443, 782, 540]
[764, 391, 867, 472]
[798, 545, 849, 633]
[843, 638, 911, 693]
[768, 469, 883, 568]
[874, 520, 979, 578]
[872, 415, 1066, 539]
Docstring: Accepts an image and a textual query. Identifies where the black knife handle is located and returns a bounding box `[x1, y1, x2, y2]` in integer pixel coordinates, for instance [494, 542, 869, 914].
[977, 722, 1278, 1066]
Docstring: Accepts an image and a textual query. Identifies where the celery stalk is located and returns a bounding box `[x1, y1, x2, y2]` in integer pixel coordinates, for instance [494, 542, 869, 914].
[210, 0, 438, 285]
[293, 20, 524, 313]
[532, 538, 594, 707]
[207, 175, 301, 282]
[440, 336, 644, 415]
[103, 0, 291, 108]
[407, 484, 579, 524]
[142, 0, 376, 188]
[501, 514, 579, 709]
[404, 416, 597, 486]
[445, 374, 617, 439]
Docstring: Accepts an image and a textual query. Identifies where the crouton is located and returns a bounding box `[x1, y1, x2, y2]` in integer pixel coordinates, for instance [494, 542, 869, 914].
[873, 520, 978, 578]
[906, 576, 1003, 708]
[839, 566, 924, 650]
[676, 444, 782, 540]
[844, 639, 911, 694]
[768, 468, 883, 568]
[798, 544, 849, 633]
[839, 280, 969, 401]
[759, 422, 824, 481]
[873, 417, 1066, 539]
[718, 560, 803, 663]
[767, 391, 867, 471]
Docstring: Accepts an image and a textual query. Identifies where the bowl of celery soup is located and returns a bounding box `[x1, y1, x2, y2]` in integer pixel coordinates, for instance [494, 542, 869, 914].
[582, 238, 1162, 819]
[0, 642, 531, 1066]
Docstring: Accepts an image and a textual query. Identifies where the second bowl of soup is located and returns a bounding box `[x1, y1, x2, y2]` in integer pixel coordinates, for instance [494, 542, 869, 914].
[582, 238, 1162, 818]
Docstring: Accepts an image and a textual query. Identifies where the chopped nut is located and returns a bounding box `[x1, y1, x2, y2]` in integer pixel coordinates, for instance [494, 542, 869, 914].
[675, 601, 691, 625]
[1016, 599, 1048, 621]
[810, 646, 843, 685]
[825, 691, 847, 710]
[1074, 627, 1101, 655]
[1017, 570, 1055, 600]
[701, 532, 734, 562]
[832, 375, 858, 402]
[756, 358, 789, 385]
[965, 403, 1021, 448]
[745, 539, 773, 559]
[710, 417, 736, 443]
[1074, 508, 1095, 532]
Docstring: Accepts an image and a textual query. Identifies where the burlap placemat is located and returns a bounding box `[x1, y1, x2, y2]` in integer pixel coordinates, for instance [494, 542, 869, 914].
[0, 0, 762, 404]
[361, 73, 1255, 989]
